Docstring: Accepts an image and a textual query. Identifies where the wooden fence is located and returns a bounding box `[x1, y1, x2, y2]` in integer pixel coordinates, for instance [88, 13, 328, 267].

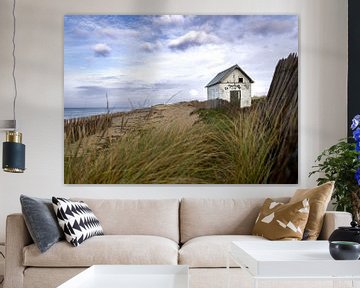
[64, 112, 122, 143]
[266, 53, 298, 184]
[267, 53, 298, 106]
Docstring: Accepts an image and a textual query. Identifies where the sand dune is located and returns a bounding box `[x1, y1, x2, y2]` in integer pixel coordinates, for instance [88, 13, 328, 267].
[66, 101, 206, 153]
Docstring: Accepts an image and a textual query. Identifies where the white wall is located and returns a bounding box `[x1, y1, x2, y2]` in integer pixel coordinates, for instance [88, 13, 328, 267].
[0, 0, 348, 242]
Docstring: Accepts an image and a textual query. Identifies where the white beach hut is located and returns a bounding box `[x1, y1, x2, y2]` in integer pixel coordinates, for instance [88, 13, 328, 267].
[205, 65, 254, 108]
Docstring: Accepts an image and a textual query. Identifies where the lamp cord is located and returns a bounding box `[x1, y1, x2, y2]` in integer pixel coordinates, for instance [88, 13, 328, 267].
[12, 0, 18, 126]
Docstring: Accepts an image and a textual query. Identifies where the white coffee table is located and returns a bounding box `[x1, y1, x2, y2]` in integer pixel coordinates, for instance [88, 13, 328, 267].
[228, 241, 360, 288]
[58, 265, 189, 288]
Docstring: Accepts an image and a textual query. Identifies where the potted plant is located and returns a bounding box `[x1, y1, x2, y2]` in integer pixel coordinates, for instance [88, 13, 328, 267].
[309, 115, 360, 222]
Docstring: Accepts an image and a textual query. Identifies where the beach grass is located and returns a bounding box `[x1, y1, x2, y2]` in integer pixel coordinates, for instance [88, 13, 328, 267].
[65, 122, 222, 184]
[208, 109, 277, 184]
[64, 95, 297, 184]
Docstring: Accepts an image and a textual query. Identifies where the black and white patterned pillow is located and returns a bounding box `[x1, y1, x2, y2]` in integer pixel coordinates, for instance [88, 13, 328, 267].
[52, 197, 104, 247]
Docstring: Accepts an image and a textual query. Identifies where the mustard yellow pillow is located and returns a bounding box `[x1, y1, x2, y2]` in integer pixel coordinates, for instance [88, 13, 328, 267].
[252, 198, 310, 240]
[289, 181, 334, 240]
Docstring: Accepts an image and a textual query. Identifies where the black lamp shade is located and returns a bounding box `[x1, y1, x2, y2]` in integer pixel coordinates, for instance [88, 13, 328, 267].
[3, 141, 25, 173]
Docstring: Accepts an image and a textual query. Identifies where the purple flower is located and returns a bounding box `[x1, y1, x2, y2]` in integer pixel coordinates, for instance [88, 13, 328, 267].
[356, 167, 360, 186]
[354, 128, 360, 142]
[352, 115, 360, 130]
[351, 115, 360, 186]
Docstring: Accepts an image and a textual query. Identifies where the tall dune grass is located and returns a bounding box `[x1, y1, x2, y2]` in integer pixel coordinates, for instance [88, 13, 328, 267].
[194, 93, 297, 184]
[65, 122, 223, 184]
[65, 94, 297, 184]
[206, 109, 279, 183]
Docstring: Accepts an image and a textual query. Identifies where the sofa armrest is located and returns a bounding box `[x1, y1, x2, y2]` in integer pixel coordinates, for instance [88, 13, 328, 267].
[4, 214, 33, 288]
[318, 211, 352, 240]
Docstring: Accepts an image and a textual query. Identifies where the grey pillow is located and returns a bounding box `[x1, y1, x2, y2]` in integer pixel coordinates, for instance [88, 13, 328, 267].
[20, 195, 64, 253]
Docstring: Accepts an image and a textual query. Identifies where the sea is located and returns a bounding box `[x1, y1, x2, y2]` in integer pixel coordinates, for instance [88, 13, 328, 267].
[64, 107, 132, 120]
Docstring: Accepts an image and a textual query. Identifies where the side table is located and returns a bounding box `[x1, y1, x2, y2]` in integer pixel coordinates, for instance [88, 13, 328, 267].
[58, 265, 189, 288]
[227, 241, 360, 288]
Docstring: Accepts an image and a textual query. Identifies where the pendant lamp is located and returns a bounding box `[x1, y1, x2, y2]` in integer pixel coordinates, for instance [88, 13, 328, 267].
[1, 0, 26, 173]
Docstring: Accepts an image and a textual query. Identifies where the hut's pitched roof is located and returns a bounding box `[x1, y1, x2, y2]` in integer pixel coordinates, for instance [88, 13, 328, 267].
[205, 64, 254, 88]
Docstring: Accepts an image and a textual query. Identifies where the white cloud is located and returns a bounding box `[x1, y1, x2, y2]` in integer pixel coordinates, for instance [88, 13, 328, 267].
[92, 43, 112, 57]
[189, 89, 199, 96]
[248, 18, 296, 36]
[140, 42, 160, 52]
[153, 15, 186, 25]
[125, 43, 227, 84]
[168, 31, 219, 50]
[98, 27, 139, 39]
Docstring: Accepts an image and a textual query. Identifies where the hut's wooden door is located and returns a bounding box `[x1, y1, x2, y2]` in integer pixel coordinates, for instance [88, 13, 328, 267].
[230, 90, 241, 106]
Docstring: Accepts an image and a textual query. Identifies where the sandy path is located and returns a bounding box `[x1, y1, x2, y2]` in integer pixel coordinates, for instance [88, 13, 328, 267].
[67, 102, 203, 152]
[108, 102, 200, 139]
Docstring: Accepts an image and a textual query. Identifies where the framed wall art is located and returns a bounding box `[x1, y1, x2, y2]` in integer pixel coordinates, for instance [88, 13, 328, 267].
[64, 15, 298, 184]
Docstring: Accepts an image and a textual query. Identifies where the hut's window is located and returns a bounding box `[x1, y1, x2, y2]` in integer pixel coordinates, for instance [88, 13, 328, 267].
[239, 77, 244, 83]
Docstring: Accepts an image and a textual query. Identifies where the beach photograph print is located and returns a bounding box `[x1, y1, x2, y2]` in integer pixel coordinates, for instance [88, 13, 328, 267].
[64, 15, 298, 184]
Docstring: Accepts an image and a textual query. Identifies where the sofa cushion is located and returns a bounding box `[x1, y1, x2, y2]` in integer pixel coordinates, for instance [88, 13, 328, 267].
[72, 199, 179, 243]
[179, 235, 267, 268]
[24, 268, 86, 288]
[252, 198, 310, 240]
[52, 197, 104, 247]
[290, 181, 334, 240]
[180, 198, 289, 243]
[23, 235, 178, 267]
[20, 195, 64, 253]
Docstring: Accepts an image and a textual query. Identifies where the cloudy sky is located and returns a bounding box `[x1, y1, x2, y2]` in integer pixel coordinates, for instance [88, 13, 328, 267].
[64, 15, 298, 109]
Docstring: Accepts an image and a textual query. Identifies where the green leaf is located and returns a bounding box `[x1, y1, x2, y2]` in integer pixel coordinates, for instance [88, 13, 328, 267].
[309, 139, 359, 214]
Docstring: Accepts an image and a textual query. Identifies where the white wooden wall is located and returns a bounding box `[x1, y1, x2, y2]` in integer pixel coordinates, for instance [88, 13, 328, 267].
[207, 69, 252, 107]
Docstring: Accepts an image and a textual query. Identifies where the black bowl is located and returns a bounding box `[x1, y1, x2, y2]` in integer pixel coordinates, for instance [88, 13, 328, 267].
[329, 241, 360, 260]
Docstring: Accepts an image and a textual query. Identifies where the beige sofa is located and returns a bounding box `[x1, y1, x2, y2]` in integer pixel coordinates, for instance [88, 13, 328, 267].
[4, 198, 352, 288]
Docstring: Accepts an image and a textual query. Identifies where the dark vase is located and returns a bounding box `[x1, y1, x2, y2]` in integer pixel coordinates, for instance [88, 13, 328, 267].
[328, 221, 360, 244]
[329, 241, 360, 260]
